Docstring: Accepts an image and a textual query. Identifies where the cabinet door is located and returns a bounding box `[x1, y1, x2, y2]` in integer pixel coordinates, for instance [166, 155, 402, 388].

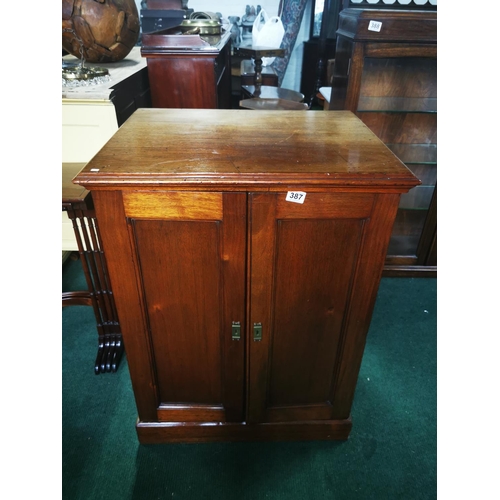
[92, 190, 247, 423]
[247, 191, 399, 423]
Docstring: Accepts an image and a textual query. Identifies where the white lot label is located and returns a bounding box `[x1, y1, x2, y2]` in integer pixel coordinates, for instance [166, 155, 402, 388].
[285, 191, 306, 204]
[368, 20, 382, 32]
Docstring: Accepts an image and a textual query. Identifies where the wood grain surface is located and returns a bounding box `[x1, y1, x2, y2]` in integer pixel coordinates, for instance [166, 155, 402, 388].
[74, 109, 420, 191]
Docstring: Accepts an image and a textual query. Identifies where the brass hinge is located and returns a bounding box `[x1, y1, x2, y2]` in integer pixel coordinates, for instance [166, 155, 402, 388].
[231, 321, 241, 341]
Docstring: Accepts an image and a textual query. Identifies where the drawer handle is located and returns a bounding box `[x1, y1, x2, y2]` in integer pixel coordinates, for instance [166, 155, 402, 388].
[253, 323, 262, 342]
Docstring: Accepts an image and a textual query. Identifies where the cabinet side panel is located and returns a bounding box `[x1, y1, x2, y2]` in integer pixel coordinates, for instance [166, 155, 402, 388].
[269, 219, 364, 408]
[91, 190, 159, 421]
[132, 220, 223, 405]
[146, 57, 217, 109]
[331, 193, 401, 418]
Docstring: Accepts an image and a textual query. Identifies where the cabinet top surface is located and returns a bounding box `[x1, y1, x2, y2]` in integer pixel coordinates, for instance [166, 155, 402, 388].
[75, 109, 420, 191]
[141, 28, 231, 55]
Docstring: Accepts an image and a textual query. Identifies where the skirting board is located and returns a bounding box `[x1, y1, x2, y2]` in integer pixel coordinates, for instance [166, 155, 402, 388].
[136, 418, 353, 444]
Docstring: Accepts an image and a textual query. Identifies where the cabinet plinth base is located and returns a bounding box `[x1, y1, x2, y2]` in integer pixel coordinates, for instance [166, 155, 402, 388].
[136, 418, 353, 444]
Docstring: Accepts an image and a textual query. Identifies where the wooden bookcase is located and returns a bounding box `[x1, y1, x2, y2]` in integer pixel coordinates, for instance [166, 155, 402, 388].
[329, 9, 437, 277]
[74, 108, 419, 443]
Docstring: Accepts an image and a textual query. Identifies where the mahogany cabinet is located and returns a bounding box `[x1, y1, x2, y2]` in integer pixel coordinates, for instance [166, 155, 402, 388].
[329, 9, 437, 277]
[141, 29, 232, 109]
[74, 108, 419, 443]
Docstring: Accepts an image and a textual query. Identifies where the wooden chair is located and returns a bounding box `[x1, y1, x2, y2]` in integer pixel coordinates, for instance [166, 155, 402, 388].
[62, 163, 124, 374]
[238, 46, 308, 110]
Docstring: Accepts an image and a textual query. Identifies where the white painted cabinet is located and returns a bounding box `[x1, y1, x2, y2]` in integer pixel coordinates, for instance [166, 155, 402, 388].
[62, 47, 150, 251]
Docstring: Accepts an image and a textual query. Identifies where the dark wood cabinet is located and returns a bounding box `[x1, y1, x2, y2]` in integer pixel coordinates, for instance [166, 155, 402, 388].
[109, 67, 152, 127]
[141, 30, 232, 109]
[74, 108, 419, 443]
[329, 9, 437, 277]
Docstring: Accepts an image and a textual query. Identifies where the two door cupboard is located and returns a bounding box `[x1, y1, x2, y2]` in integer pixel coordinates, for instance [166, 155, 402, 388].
[74, 108, 419, 443]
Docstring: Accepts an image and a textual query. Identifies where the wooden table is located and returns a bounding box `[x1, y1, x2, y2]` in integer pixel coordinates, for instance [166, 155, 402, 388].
[74, 109, 420, 443]
[62, 163, 123, 374]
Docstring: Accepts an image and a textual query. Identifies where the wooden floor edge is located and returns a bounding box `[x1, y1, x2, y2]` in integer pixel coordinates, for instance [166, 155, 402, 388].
[136, 419, 353, 444]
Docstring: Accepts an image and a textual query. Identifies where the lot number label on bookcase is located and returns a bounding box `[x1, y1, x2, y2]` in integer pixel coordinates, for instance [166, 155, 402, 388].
[368, 20, 382, 32]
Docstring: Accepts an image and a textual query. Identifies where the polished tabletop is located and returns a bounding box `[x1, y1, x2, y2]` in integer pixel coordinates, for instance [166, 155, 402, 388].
[75, 109, 420, 191]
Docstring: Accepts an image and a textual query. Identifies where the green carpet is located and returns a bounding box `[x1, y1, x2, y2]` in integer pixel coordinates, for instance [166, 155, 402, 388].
[62, 257, 437, 499]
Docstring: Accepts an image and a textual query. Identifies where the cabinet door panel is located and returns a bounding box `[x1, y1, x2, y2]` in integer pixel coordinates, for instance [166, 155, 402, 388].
[248, 193, 370, 424]
[133, 220, 223, 405]
[94, 190, 246, 423]
[269, 219, 363, 408]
